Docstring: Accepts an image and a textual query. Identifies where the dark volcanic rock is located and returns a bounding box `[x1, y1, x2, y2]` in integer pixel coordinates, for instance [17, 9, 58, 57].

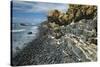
[20, 23, 27, 26]
[28, 32, 32, 34]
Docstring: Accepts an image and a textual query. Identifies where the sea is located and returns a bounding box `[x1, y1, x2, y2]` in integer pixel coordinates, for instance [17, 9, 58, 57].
[11, 23, 39, 56]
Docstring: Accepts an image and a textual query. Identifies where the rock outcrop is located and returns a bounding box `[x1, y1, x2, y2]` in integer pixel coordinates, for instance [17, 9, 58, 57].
[11, 4, 97, 66]
[47, 4, 97, 26]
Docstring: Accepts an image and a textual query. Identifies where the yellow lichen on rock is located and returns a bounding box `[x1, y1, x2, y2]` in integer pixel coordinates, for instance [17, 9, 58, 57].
[47, 4, 97, 26]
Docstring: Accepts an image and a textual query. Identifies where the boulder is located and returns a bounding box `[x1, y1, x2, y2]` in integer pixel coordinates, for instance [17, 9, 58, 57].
[20, 23, 27, 26]
[28, 32, 32, 34]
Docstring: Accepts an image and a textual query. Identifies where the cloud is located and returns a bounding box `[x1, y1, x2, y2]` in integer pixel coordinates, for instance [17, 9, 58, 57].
[12, 1, 33, 13]
[12, 1, 69, 13]
[12, 16, 46, 23]
[12, 17, 34, 23]
[12, 1, 69, 23]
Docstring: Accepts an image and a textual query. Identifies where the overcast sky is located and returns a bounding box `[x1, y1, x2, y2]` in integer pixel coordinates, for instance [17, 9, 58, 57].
[12, 1, 69, 24]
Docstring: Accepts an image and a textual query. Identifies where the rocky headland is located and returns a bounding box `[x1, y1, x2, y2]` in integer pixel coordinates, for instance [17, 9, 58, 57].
[11, 4, 97, 66]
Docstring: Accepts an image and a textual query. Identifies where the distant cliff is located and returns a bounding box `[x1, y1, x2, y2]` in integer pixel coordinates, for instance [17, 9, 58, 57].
[12, 4, 97, 66]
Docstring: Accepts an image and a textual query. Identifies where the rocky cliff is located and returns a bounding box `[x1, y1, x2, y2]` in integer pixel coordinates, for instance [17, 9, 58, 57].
[11, 4, 97, 66]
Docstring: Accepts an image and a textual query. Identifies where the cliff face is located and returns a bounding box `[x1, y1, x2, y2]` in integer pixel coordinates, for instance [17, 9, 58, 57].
[12, 4, 97, 66]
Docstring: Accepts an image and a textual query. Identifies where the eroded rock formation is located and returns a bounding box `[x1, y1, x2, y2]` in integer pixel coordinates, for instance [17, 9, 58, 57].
[12, 4, 97, 66]
[47, 4, 97, 25]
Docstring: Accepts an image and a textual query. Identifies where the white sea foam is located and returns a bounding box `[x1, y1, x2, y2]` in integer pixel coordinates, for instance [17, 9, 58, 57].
[12, 29, 26, 32]
[12, 26, 39, 56]
[31, 26, 38, 29]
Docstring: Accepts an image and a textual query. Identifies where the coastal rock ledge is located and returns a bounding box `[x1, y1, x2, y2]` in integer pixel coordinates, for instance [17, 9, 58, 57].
[11, 4, 97, 66]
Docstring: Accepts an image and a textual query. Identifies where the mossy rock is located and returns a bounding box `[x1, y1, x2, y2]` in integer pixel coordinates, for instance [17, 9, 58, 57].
[49, 22, 60, 31]
[86, 7, 93, 15]
[68, 13, 74, 22]
[85, 6, 97, 19]
[47, 4, 97, 26]
[62, 14, 69, 22]
[74, 9, 83, 22]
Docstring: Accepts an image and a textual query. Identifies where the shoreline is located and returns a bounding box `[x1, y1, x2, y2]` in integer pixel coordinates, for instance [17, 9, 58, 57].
[12, 25, 39, 57]
[12, 18, 97, 66]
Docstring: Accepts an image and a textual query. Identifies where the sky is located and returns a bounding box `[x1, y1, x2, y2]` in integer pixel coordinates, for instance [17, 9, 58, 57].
[12, 1, 69, 24]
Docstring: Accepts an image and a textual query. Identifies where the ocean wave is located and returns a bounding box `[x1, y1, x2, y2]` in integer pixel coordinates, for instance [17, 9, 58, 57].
[12, 29, 26, 32]
[31, 26, 38, 29]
